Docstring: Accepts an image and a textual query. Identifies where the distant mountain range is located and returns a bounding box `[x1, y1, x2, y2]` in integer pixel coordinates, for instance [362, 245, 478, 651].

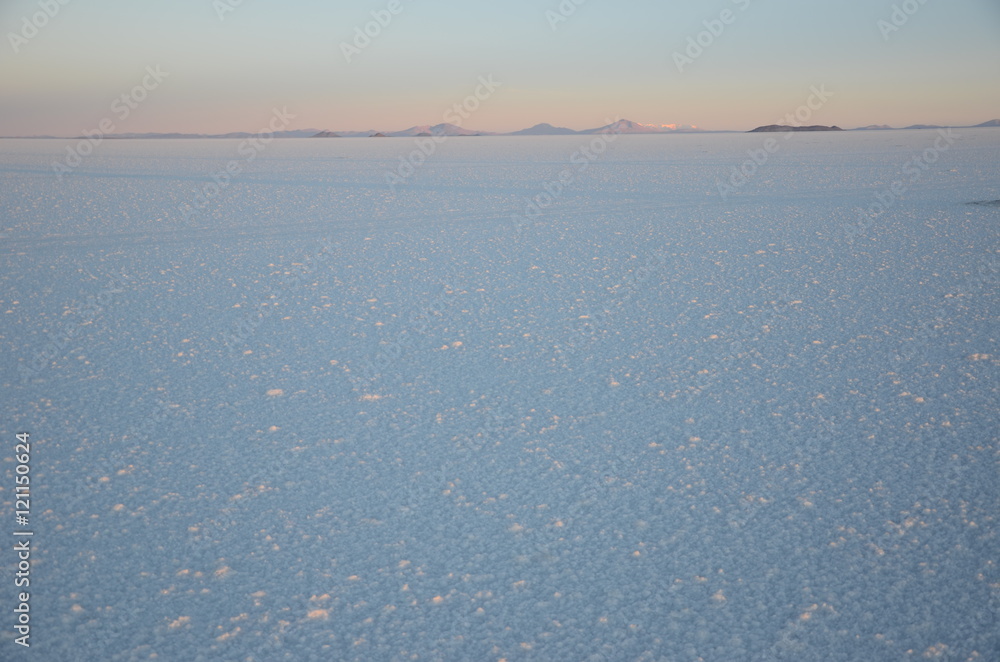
[301, 119, 708, 138]
[750, 125, 844, 133]
[6, 119, 999, 139]
[854, 120, 1000, 131]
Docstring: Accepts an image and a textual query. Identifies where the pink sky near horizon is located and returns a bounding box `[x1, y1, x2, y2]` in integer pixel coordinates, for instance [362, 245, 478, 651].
[1, 0, 998, 136]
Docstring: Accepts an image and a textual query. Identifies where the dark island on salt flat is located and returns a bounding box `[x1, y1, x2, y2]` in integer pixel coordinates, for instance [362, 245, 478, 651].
[749, 125, 844, 133]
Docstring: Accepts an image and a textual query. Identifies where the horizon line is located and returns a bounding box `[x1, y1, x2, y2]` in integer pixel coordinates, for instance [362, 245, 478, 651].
[3, 118, 998, 140]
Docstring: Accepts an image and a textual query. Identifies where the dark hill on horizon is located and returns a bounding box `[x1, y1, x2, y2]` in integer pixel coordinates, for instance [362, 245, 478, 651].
[507, 123, 578, 136]
[750, 125, 844, 133]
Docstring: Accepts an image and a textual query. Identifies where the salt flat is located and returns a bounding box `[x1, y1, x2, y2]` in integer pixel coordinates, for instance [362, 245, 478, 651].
[1, 130, 998, 661]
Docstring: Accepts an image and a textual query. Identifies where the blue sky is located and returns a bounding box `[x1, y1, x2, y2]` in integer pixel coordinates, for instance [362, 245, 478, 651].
[1, 0, 998, 134]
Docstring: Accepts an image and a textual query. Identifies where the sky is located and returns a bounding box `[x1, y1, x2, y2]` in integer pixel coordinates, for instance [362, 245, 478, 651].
[1, 0, 999, 135]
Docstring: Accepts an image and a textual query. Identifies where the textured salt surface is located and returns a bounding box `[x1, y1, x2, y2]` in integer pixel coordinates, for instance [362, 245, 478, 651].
[2, 130, 998, 661]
